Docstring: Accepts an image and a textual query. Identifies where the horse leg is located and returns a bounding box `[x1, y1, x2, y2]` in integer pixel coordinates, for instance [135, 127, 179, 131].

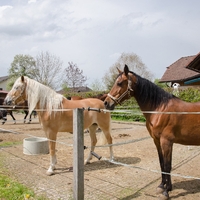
[33, 111, 37, 118]
[99, 123, 114, 161]
[28, 111, 32, 123]
[85, 124, 98, 164]
[2, 116, 7, 124]
[2, 110, 7, 125]
[154, 139, 166, 193]
[156, 137, 173, 200]
[46, 131, 57, 176]
[2, 117, 7, 124]
[9, 111, 16, 124]
[24, 111, 28, 123]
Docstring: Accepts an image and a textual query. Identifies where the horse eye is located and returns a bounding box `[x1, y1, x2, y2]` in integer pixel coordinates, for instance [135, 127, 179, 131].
[117, 82, 122, 87]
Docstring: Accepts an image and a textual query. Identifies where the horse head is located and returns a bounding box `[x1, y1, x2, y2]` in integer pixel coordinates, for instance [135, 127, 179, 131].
[4, 76, 27, 106]
[104, 64, 136, 110]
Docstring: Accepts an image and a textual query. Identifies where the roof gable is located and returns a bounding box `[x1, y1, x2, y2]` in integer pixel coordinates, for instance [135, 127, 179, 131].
[186, 52, 200, 72]
[160, 53, 200, 82]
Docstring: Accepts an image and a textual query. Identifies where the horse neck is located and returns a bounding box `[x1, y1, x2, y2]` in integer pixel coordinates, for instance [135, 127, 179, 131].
[130, 74, 162, 112]
[134, 95, 152, 111]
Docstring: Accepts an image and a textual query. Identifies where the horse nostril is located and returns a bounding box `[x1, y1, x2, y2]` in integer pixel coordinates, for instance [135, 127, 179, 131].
[104, 101, 108, 107]
[5, 100, 11, 105]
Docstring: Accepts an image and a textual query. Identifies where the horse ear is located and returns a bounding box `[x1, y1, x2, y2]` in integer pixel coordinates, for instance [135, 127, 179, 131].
[21, 76, 24, 82]
[124, 64, 129, 76]
[117, 67, 122, 74]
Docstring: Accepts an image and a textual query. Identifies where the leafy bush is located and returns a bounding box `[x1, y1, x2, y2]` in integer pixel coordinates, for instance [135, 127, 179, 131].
[64, 91, 108, 99]
[178, 88, 200, 102]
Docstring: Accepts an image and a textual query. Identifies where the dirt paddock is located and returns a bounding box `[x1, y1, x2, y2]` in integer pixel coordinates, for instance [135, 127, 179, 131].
[1, 113, 200, 199]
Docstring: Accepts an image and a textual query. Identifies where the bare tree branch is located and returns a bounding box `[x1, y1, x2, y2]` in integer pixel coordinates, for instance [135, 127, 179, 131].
[64, 62, 87, 91]
[32, 51, 63, 89]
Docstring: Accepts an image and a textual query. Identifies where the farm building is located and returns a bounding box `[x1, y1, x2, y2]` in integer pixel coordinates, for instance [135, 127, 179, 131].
[159, 52, 200, 87]
[0, 76, 9, 91]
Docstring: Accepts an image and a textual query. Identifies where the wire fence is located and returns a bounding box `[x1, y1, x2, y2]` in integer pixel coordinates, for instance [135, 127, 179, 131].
[1, 108, 200, 199]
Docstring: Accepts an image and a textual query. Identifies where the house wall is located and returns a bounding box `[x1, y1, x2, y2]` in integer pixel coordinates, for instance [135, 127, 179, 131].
[172, 81, 200, 87]
[0, 80, 9, 91]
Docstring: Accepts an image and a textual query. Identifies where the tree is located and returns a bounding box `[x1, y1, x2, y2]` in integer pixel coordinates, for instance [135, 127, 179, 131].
[103, 52, 154, 90]
[32, 51, 63, 89]
[8, 52, 63, 90]
[154, 79, 166, 89]
[64, 62, 87, 91]
[90, 78, 106, 91]
[8, 54, 36, 89]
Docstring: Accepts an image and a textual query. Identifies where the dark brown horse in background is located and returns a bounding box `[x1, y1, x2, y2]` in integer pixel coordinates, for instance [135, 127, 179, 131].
[67, 93, 107, 101]
[0, 90, 16, 124]
[104, 64, 200, 200]
[0, 90, 36, 124]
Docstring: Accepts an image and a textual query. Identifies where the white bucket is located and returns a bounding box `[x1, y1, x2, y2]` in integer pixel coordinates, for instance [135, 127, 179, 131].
[23, 137, 49, 155]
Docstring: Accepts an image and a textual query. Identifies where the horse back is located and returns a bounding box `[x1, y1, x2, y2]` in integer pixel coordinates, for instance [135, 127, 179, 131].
[65, 97, 110, 129]
[39, 98, 110, 133]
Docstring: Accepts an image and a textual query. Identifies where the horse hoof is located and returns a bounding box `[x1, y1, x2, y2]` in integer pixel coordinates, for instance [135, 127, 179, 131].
[46, 171, 54, 176]
[156, 187, 165, 194]
[110, 157, 114, 162]
[158, 192, 169, 200]
[84, 160, 91, 165]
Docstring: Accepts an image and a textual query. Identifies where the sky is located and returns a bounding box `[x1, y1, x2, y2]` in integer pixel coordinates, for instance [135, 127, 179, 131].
[0, 0, 200, 87]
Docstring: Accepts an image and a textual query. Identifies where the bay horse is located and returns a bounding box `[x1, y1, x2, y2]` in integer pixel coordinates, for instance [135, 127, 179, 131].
[104, 64, 200, 200]
[4, 76, 113, 175]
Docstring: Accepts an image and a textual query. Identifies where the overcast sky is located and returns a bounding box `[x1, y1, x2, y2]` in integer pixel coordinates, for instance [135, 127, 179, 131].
[0, 0, 199, 87]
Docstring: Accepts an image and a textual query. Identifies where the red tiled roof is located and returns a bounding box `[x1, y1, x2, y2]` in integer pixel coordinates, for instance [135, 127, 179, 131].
[160, 53, 200, 82]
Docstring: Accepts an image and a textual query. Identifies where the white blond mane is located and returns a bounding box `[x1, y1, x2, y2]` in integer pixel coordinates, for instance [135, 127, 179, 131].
[19, 76, 63, 114]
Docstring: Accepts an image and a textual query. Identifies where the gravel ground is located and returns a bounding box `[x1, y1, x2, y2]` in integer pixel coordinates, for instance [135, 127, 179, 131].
[1, 113, 200, 200]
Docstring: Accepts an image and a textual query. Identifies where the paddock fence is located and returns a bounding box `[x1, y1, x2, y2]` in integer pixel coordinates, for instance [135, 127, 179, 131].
[1, 107, 200, 199]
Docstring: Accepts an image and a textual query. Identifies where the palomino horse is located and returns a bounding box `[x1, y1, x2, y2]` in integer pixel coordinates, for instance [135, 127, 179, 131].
[104, 64, 200, 200]
[4, 76, 113, 175]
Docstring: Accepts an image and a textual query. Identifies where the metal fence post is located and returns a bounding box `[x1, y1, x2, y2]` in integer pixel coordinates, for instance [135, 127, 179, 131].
[73, 108, 84, 200]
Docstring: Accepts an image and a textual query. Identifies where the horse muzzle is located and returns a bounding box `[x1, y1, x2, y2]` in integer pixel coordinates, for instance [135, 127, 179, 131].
[4, 96, 15, 106]
[104, 99, 115, 110]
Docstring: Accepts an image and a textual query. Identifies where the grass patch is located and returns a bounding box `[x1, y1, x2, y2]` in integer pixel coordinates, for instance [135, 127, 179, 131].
[111, 110, 146, 122]
[0, 155, 48, 200]
[0, 141, 22, 148]
[0, 174, 34, 200]
[119, 187, 141, 199]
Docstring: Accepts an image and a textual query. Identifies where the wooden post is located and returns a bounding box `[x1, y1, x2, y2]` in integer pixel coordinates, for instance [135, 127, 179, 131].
[73, 108, 84, 200]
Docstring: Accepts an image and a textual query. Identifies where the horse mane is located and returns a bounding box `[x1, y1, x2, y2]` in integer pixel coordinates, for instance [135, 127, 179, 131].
[130, 72, 177, 109]
[22, 77, 63, 114]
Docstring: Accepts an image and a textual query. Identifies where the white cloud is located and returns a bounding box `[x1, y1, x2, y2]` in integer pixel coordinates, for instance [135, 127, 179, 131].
[0, 0, 200, 87]
[28, 0, 37, 4]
